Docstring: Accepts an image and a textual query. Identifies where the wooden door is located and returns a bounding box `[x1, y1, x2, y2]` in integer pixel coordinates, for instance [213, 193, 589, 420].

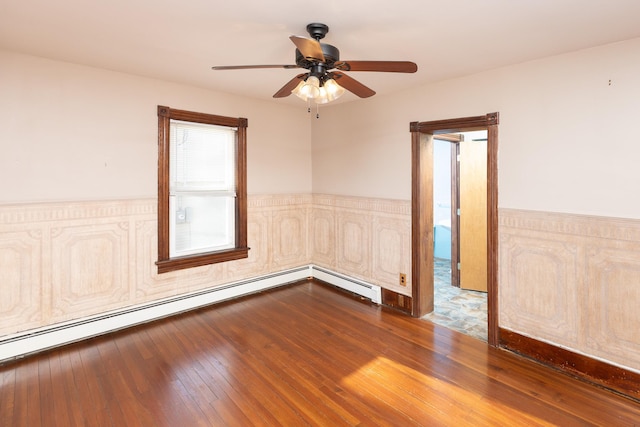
[459, 139, 487, 292]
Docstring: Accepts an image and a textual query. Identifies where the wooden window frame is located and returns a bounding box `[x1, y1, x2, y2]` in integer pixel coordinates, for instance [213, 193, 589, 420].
[156, 105, 249, 273]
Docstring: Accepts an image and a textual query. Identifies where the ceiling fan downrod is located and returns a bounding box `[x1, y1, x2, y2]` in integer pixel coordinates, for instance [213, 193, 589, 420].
[306, 23, 329, 41]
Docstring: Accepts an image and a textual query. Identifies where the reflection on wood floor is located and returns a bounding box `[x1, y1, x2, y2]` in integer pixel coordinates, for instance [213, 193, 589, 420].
[422, 258, 488, 341]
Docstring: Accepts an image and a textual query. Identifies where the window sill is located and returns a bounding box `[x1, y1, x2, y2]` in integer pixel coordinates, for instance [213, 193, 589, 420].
[156, 247, 250, 274]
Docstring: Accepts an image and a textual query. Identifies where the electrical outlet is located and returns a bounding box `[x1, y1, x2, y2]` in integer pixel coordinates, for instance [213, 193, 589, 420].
[399, 273, 407, 286]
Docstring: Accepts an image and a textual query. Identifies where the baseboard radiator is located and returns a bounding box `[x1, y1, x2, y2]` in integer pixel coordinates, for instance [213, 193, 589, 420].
[0, 265, 381, 364]
[310, 265, 382, 304]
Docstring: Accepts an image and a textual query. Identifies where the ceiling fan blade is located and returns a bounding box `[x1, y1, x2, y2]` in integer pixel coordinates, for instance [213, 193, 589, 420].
[289, 35, 325, 62]
[334, 61, 417, 73]
[212, 64, 299, 70]
[331, 72, 375, 98]
[273, 73, 307, 98]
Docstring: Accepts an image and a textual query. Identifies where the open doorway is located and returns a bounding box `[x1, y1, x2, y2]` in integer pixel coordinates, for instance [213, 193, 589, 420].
[409, 112, 499, 346]
[423, 132, 488, 341]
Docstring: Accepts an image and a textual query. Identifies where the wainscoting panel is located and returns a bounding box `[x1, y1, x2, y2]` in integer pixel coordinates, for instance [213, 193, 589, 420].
[585, 245, 640, 367]
[372, 216, 412, 291]
[0, 267, 313, 362]
[134, 218, 180, 299]
[337, 210, 372, 279]
[272, 207, 309, 270]
[3, 194, 406, 339]
[500, 209, 640, 372]
[0, 195, 313, 337]
[313, 195, 412, 296]
[499, 234, 580, 345]
[50, 221, 131, 322]
[226, 210, 271, 279]
[0, 229, 42, 332]
[309, 207, 336, 269]
[0, 200, 157, 336]
[4, 197, 640, 378]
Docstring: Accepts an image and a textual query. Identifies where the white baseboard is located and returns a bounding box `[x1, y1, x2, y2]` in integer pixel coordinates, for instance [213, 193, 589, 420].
[0, 265, 381, 363]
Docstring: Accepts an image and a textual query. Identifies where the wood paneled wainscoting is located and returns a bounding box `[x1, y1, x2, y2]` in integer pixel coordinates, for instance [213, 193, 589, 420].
[499, 208, 640, 400]
[0, 194, 411, 343]
[2, 280, 639, 426]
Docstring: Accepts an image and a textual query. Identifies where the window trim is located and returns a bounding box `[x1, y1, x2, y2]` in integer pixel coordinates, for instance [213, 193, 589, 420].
[156, 105, 248, 273]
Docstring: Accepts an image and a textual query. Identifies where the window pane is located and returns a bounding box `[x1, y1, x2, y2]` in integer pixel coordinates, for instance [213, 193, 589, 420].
[169, 194, 236, 257]
[170, 120, 236, 192]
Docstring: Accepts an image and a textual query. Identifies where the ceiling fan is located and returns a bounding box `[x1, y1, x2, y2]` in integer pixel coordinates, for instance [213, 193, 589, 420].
[211, 23, 418, 105]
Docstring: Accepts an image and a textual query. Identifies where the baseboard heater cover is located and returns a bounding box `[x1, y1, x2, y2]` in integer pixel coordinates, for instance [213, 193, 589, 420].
[0, 266, 311, 363]
[310, 265, 382, 304]
[0, 265, 382, 364]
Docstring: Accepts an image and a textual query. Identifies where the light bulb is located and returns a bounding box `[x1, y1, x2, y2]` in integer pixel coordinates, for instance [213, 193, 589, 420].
[292, 79, 307, 101]
[315, 86, 330, 104]
[322, 78, 345, 101]
[294, 75, 319, 100]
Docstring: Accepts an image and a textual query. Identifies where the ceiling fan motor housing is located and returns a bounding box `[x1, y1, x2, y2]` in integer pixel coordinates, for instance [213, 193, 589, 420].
[295, 43, 340, 68]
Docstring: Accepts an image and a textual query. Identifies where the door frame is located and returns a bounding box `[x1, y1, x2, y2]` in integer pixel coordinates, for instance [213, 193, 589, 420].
[410, 112, 499, 346]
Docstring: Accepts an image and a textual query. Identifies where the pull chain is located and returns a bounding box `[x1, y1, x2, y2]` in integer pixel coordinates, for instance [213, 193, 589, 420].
[303, 100, 321, 118]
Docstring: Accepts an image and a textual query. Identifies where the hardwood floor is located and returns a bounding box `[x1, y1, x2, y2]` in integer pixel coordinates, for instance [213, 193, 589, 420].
[1, 280, 639, 426]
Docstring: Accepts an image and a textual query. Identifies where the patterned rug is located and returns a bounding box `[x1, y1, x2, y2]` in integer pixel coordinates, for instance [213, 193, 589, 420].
[422, 258, 487, 341]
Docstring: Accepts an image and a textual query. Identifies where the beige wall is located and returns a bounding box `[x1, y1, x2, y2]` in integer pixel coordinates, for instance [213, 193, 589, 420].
[0, 50, 313, 202]
[2, 37, 640, 374]
[312, 37, 640, 218]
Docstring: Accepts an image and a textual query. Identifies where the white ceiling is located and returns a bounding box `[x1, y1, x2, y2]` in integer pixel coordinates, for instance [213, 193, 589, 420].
[2, 0, 640, 106]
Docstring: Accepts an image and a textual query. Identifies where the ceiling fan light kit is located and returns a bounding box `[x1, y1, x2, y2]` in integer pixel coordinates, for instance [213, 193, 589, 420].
[211, 23, 417, 116]
[292, 75, 346, 104]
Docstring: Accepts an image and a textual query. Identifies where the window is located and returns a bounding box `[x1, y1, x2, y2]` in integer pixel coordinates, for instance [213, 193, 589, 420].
[156, 106, 248, 273]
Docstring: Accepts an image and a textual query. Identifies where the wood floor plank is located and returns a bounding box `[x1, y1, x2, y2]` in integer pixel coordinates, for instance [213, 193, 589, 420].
[18, 360, 41, 427]
[222, 302, 363, 426]
[151, 314, 288, 426]
[192, 360, 263, 426]
[113, 334, 152, 396]
[53, 351, 84, 426]
[391, 316, 638, 425]
[36, 357, 57, 426]
[246, 292, 416, 425]
[201, 312, 325, 426]
[1, 280, 639, 426]
[237, 320, 364, 425]
[321, 317, 585, 426]
[249, 293, 431, 425]
[274, 290, 528, 422]
[251, 288, 564, 426]
[134, 325, 213, 426]
[0, 362, 16, 425]
[66, 348, 108, 427]
[337, 295, 636, 425]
